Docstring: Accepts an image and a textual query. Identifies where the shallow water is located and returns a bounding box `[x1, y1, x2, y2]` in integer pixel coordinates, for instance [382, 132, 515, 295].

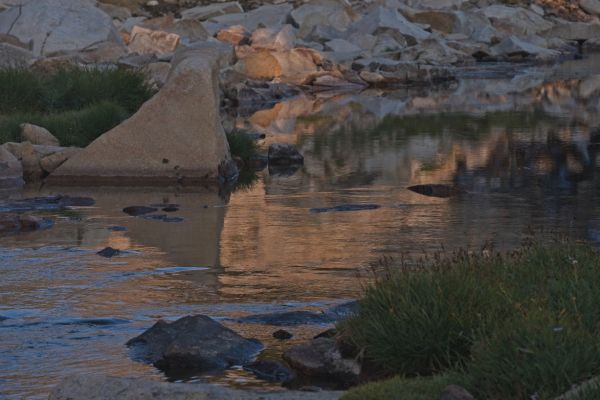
[2, 61, 600, 398]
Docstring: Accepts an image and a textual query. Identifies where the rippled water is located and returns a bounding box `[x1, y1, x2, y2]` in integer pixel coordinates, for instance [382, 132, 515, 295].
[2, 61, 600, 399]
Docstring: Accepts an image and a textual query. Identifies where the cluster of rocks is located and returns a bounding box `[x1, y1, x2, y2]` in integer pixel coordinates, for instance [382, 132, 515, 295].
[0, 123, 80, 187]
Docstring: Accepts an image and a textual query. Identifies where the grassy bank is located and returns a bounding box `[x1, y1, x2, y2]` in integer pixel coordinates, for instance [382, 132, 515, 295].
[0, 67, 154, 146]
[339, 241, 600, 400]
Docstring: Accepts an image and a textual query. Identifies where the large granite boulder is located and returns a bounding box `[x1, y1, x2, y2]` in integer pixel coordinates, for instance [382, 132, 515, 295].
[479, 5, 554, 37]
[126, 315, 263, 373]
[20, 123, 60, 146]
[48, 42, 235, 186]
[49, 375, 343, 400]
[0, 42, 36, 69]
[543, 21, 600, 41]
[236, 48, 323, 85]
[290, 0, 358, 39]
[0, 0, 122, 56]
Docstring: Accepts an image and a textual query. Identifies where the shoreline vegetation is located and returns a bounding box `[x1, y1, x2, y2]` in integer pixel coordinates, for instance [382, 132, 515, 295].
[339, 240, 600, 400]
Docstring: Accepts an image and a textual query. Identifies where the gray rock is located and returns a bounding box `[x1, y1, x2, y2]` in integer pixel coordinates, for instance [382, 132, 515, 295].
[349, 6, 430, 44]
[123, 206, 158, 216]
[126, 315, 263, 373]
[0, 0, 122, 56]
[282, 338, 360, 387]
[49, 375, 343, 400]
[0, 146, 23, 188]
[490, 35, 559, 60]
[408, 184, 464, 198]
[97, 247, 121, 258]
[203, 4, 293, 36]
[238, 310, 335, 326]
[324, 38, 361, 53]
[290, 0, 357, 39]
[268, 143, 304, 166]
[20, 123, 60, 146]
[543, 21, 600, 41]
[580, 0, 600, 16]
[3, 141, 43, 182]
[439, 385, 475, 400]
[40, 148, 80, 174]
[181, 1, 243, 21]
[480, 5, 554, 37]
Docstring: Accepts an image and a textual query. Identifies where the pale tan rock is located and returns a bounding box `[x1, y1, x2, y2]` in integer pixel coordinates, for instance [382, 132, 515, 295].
[3, 141, 43, 182]
[128, 25, 180, 55]
[48, 43, 233, 186]
[216, 25, 250, 46]
[237, 50, 283, 80]
[251, 25, 296, 51]
[143, 61, 171, 88]
[20, 123, 60, 146]
[236, 48, 322, 85]
[40, 148, 81, 174]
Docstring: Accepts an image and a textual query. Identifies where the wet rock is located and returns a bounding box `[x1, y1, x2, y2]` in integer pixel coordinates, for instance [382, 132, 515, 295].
[0, 214, 52, 233]
[238, 311, 335, 326]
[20, 123, 60, 146]
[126, 315, 263, 373]
[57, 196, 95, 207]
[123, 206, 158, 216]
[439, 385, 475, 400]
[408, 184, 464, 198]
[162, 206, 179, 212]
[327, 301, 359, 318]
[490, 36, 559, 60]
[273, 329, 293, 340]
[249, 155, 269, 171]
[282, 338, 360, 387]
[243, 360, 296, 383]
[0, 0, 121, 57]
[310, 204, 380, 213]
[0, 145, 24, 189]
[49, 374, 343, 400]
[97, 247, 121, 258]
[268, 143, 304, 166]
[141, 214, 184, 222]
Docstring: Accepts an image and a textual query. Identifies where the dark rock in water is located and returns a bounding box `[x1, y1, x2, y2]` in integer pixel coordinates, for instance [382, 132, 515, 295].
[142, 214, 184, 223]
[162, 206, 179, 212]
[0, 214, 52, 233]
[56, 317, 129, 326]
[439, 385, 475, 400]
[408, 184, 464, 198]
[97, 247, 120, 258]
[0, 316, 7, 322]
[126, 315, 263, 373]
[108, 226, 127, 232]
[268, 143, 304, 166]
[243, 360, 296, 383]
[123, 206, 158, 216]
[314, 329, 337, 340]
[282, 338, 360, 388]
[238, 311, 336, 326]
[273, 329, 293, 340]
[310, 204, 380, 213]
[150, 203, 179, 209]
[58, 196, 95, 207]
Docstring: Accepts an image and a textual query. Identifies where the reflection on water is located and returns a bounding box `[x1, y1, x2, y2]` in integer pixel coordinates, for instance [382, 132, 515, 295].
[2, 66, 600, 398]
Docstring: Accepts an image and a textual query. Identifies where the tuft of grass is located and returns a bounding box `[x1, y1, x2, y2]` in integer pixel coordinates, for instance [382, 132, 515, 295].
[226, 130, 259, 163]
[339, 241, 600, 400]
[0, 67, 154, 147]
[341, 373, 459, 400]
[0, 101, 129, 147]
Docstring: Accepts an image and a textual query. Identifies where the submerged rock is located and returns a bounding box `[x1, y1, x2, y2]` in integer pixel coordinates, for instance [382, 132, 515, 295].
[243, 360, 296, 383]
[122, 206, 158, 216]
[273, 329, 293, 340]
[96, 247, 121, 258]
[282, 338, 360, 388]
[408, 184, 464, 198]
[310, 204, 380, 213]
[126, 315, 263, 373]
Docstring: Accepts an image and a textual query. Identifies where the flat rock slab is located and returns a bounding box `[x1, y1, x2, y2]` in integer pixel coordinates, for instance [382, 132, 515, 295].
[49, 375, 342, 400]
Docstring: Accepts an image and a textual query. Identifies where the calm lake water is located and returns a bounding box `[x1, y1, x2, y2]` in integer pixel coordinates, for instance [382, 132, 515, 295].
[2, 60, 600, 398]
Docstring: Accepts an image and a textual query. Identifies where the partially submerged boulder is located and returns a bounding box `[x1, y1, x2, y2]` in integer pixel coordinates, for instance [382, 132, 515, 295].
[0, 146, 24, 188]
[126, 315, 263, 373]
[48, 42, 235, 186]
[0, 214, 52, 234]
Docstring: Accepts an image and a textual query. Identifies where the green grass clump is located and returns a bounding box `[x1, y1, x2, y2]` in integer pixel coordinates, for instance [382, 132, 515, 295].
[342, 374, 458, 400]
[339, 241, 600, 400]
[226, 130, 259, 163]
[0, 67, 154, 146]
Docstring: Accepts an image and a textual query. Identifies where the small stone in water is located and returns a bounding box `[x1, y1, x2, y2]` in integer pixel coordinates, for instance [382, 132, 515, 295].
[108, 226, 127, 232]
[123, 206, 158, 216]
[97, 247, 121, 258]
[162, 206, 179, 212]
[273, 329, 293, 340]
